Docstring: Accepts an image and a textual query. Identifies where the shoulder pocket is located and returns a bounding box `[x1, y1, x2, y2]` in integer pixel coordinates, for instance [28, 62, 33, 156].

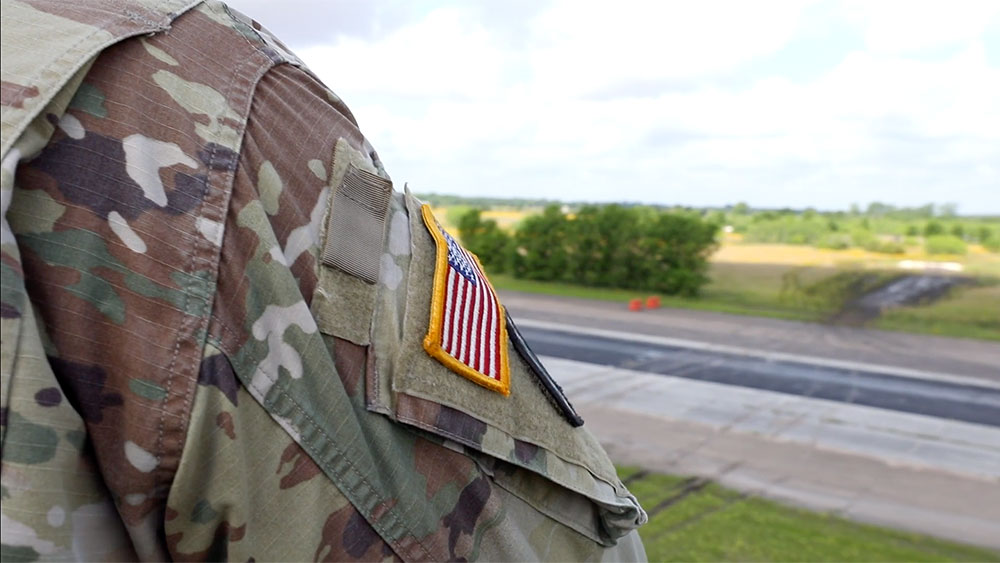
[367, 191, 646, 545]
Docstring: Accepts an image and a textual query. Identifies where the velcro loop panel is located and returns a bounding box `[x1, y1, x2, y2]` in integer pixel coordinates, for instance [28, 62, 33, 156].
[322, 164, 392, 284]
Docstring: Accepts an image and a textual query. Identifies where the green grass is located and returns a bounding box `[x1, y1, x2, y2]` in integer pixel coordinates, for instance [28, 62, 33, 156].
[618, 466, 1000, 562]
[700, 263, 842, 321]
[491, 263, 839, 323]
[492, 272, 823, 323]
[875, 282, 1000, 341]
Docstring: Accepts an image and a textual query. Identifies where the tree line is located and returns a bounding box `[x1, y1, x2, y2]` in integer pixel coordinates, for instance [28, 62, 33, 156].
[732, 209, 999, 255]
[458, 204, 719, 296]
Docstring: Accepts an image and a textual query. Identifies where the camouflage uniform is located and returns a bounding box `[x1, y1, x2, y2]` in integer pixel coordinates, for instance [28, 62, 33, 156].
[0, 1, 647, 560]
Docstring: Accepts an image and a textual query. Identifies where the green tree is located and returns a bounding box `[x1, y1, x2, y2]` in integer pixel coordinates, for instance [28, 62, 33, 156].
[567, 205, 643, 287]
[511, 205, 571, 281]
[639, 213, 718, 296]
[457, 209, 512, 273]
[866, 202, 894, 216]
[507, 204, 718, 295]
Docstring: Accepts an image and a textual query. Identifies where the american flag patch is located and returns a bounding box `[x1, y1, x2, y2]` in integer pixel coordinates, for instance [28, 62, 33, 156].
[421, 205, 510, 395]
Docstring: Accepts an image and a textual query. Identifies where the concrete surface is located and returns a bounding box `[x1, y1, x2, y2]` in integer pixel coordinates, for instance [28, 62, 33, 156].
[543, 355, 1000, 549]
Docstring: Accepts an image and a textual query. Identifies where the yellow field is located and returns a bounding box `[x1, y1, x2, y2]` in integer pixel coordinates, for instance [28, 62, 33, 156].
[713, 242, 1000, 276]
[713, 243, 892, 266]
[431, 207, 531, 230]
[481, 209, 525, 230]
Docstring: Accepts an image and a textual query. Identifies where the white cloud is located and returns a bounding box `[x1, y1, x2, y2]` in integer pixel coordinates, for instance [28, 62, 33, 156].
[297, 7, 507, 100]
[842, 0, 1000, 54]
[227, 0, 1000, 211]
[527, 0, 810, 98]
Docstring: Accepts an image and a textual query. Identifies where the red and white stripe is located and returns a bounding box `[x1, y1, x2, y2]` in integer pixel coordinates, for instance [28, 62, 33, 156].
[440, 247, 503, 380]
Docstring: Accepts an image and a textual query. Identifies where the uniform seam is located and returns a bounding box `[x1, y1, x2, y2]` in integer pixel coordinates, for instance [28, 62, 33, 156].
[210, 312, 242, 343]
[156, 0, 268, 507]
[195, 8, 431, 555]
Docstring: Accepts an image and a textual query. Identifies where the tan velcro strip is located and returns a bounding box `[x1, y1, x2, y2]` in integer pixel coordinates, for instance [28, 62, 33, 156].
[322, 164, 392, 283]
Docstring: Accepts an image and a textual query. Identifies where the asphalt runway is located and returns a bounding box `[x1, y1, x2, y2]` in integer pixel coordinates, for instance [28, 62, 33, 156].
[519, 324, 1000, 427]
[500, 291, 1000, 383]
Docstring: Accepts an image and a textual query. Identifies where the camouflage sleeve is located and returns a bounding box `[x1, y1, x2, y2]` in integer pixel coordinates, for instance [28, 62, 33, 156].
[2, 1, 647, 561]
[195, 45, 648, 563]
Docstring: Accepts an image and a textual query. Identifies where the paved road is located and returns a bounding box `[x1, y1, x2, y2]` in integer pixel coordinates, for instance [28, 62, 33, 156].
[501, 291, 1000, 383]
[519, 323, 1000, 426]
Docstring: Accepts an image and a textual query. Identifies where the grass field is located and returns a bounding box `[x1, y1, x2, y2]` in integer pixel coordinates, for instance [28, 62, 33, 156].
[618, 466, 999, 562]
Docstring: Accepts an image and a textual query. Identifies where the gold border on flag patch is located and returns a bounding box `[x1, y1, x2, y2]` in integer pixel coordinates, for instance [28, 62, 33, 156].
[421, 205, 511, 395]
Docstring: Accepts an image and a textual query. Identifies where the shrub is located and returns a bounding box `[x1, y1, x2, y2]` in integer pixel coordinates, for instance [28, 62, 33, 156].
[857, 235, 906, 254]
[817, 233, 851, 250]
[866, 240, 906, 254]
[925, 235, 967, 255]
[850, 229, 877, 249]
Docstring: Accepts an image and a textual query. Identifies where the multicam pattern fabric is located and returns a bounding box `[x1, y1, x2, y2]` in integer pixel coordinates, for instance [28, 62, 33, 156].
[1, 1, 648, 561]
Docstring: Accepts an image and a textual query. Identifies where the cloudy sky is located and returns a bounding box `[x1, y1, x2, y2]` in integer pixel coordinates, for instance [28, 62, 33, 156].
[224, 0, 1000, 213]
